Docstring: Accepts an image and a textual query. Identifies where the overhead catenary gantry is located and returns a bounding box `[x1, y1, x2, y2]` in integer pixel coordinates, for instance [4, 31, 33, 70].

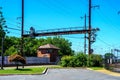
[21, 0, 99, 55]
[23, 27, 90, 37]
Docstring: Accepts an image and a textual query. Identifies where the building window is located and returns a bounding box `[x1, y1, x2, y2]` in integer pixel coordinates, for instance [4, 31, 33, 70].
[46, 49, 52, 53]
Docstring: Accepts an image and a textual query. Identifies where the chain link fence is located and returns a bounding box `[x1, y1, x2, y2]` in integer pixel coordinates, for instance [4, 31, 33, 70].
[104, 52, 120, 72]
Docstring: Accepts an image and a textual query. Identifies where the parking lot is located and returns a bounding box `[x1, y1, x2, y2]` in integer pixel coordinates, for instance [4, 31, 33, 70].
[0, 68, 120, 80]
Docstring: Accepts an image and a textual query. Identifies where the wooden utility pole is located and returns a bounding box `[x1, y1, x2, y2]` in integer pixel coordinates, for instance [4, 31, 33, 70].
[84, 14, 87, 54]
[21, 0, 24, 68]
[88, 0, 92, 55]
[21, 0, 24, 56]
[1, 34, 4, 70]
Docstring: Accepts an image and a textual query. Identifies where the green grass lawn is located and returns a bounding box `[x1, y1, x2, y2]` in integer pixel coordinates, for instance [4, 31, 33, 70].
[0, 67, 46, 75]
[89, 67, 104, 70]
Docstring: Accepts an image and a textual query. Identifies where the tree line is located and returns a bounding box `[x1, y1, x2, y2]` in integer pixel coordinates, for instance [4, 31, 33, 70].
[3, 36, 74, 57]
[0, 7, 74, 57]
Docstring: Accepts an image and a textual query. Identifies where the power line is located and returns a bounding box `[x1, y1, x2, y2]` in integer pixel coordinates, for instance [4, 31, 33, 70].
[8, 31, 21, 35]
[6, 18, 30, 29]
[97, 37, 112, 47]
[47, 0, 71, 14]
[95, 10, 120, 32]
[6, 22, 20, 28]
[39, 0, 71, 17]
[61, 35, 84, 39]
[51, 0, 83, 15]
[107, 0, 120, 13]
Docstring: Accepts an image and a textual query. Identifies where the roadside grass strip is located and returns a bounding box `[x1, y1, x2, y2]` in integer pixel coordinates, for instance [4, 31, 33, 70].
[0, 67, 46, 75]
[88, 67, 120, 77]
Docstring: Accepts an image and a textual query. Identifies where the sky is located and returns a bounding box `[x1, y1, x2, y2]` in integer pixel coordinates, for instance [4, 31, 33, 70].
[0, 0, 120, 55]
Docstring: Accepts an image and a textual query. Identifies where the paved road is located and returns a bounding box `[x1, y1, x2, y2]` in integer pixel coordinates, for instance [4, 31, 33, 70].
[0, 68, 120, 80]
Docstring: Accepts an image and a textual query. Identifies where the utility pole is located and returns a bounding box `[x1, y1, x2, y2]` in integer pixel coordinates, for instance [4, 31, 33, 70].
[1, 33, 5, 70]
[81, 14, 87, 54]
[21, 0, 24, 56]
[21, 0, 24, 68]
[88, 0, 92, 55]
[84, 14, 87, 54]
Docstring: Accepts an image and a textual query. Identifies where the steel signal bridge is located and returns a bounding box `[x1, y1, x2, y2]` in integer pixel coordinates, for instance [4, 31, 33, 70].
[23, 26, 98, 37]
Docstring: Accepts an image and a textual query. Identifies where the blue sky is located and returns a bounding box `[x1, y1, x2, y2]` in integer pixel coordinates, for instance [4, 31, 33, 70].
[0, 0, 120, 55]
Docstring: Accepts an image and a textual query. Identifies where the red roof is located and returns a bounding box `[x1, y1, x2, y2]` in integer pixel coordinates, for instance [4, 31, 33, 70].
[39, 44, 60, 49]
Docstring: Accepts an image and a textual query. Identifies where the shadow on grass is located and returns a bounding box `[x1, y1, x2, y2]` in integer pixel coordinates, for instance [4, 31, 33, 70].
[15, 68, 32, 71]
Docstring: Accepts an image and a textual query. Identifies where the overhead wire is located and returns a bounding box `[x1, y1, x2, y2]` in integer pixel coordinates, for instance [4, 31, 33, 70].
[49, 0, 87, 16]
[94, 8, 120, 49]
[95, 9, 120, 32]
[38, 0, 70, 17]
[107, 0, 120, 12]
[97, 37, 112, 47]
[106, 0, 120, 30]
[46, 0, 71, 15]
[3, 0, 87, 33]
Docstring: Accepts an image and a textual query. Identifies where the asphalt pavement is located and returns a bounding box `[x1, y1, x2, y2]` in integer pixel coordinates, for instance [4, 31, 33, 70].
[0, 68, 120, 80]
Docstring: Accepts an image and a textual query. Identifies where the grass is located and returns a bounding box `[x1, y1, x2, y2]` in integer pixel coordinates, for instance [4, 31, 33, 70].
[0, 67, 46, 75]
[47, 65, 63, 69]
[89, 67, 104, 70]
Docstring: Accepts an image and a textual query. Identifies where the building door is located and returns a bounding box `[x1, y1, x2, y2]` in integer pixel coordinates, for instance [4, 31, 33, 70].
[50, 53, 56, 62]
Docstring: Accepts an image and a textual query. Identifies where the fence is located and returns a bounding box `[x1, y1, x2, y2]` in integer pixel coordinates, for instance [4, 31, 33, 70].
[0, 56, 51, 65]
[104, 54, 120, 72]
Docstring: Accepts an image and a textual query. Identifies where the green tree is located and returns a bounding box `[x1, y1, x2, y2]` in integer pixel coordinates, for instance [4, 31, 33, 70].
[5, 36, 74, 57]
[23, 38, 38, 56]
[104, 53, 114, 58]
[44, 36, 74, 56]
[0, 7, 5, 37]
[4, 37, 20, 56]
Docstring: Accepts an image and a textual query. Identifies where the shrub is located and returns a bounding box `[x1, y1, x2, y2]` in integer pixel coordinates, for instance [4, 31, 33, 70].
[60, 53, 103, 67]
[87, 54, 103, 67]
[60, 53, 87, 67]
[60, 56, 74, 67]
[74, 53, 87, 67]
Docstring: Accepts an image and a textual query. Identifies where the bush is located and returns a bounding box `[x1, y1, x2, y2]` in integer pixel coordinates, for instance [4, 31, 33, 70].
[87, 54, 103, 67]
[60, 56, 74, 67]
[73, 53, 87, 67]
[60, 53, 87, 67]
[60, 53, 103, 67]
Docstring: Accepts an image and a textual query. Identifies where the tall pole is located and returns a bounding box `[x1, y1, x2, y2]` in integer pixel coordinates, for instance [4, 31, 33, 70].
[1, 35, 4, 70]
[88, 0, 92, 55]
[21, 0, 24, 68]
[84, 14, 87, 54]
[21, 0, 24, 56]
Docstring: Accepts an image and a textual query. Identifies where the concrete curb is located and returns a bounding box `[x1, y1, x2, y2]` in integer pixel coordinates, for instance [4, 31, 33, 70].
[87, 68, 120, 77]
[86, 68, 93, 70]
[42, 67, 48, 74]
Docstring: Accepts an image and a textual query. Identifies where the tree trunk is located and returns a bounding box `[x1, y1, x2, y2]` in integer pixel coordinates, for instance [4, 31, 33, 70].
[16, 62, 19, 70]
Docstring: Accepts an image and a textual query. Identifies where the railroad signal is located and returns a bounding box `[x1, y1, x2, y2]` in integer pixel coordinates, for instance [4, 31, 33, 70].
[30, 27, 35, 38]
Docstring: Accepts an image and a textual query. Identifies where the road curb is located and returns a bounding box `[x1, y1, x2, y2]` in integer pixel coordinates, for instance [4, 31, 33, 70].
[86, 68, 93, 70]
[42, 67, 48, 74]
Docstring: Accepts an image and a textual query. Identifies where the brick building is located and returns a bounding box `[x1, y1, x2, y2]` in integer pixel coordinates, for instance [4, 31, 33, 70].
[37, 44, 60, 62]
